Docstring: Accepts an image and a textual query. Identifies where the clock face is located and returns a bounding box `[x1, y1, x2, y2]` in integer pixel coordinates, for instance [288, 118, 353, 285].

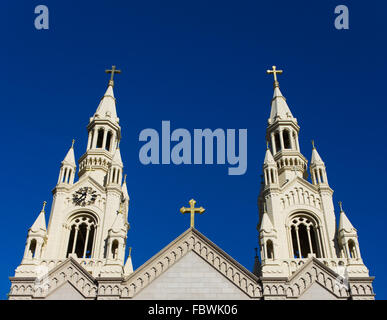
[73, 187, 97, 206]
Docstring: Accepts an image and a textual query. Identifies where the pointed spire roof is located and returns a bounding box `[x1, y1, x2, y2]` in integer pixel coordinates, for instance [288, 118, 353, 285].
[264, 146, 275, 165]
[112, 148, 123, 166]
[310, 141, 324, 165]
[338, 202, 356, 233]
[94, 83, 119, 123]
[269, 85, 294, 121]
[62, 140, 76, 166]
[260, 210, 274, 233]
[30, 201, 47, 233]
[265, 66, 294, 122]
[124, 249, 133, 275]
[122, 174, 130, 200]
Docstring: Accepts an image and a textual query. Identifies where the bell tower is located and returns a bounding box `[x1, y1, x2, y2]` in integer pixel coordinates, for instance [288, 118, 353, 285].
[12, 66, 133, 280]
[257, 66, 373, 290]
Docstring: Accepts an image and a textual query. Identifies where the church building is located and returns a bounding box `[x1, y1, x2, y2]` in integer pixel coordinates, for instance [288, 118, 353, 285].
[8, 66, 375, 300]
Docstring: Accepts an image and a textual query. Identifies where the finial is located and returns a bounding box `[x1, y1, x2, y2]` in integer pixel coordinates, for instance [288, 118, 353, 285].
[128, 247, 132, 257]
[41, 201, 47, 212]
[266, 141, 269, 150]
[123, 174, 127, 184]
[266, 65, 283, 88]
[311, 140, 315, 149]
[105, 65, 121, 87]
[338, 201, 343, 212]
[71, 139, 75, 148]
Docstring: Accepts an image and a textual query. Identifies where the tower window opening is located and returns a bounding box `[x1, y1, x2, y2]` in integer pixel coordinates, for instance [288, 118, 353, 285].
[89, 131, 94, 149]
[96, 129, 104, 148]
[29, 239, 37, 258]
[62, 168, 67, 183]
[66, 214, 96, 258]
[289, 215, 322, 259]
[111, 240, 119, 259]
[105, 131, 112, 151]
[266, 240, 274, 259]
[348, 240, 357, 259]
[270, 169, 275, 184]
[275, 132, 281, 152]
[283, 130, 291, 149]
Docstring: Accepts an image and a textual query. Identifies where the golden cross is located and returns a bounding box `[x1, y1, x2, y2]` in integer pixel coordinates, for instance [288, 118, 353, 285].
[311, 139, 315, 149]
[180, 199, 205, 228]
[105, 65, 121, 86]
[71, 139, 75, 148]
[266, 65, 283, 87]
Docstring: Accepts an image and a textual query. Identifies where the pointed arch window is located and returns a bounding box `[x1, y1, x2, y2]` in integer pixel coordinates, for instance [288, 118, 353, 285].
[274, 132, 281, 152]
[66, 214, 97, 259]
[283, 130, 291, 149]
[29, 239, 37, 258]
[266, 240, 274, 259]
[105, 131, 113, 151]
[96, 129, 104, 148]
[111, 240, 119, 259]
[289, 214, 324, 259]
[348, 240, 357, 259]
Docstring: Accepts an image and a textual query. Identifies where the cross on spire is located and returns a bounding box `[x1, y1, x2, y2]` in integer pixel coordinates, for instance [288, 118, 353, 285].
[266, 65, 283, 88]
[180, 199, 205, 228]
[41, 201, 47, 212]
[105, 65, 121, 87]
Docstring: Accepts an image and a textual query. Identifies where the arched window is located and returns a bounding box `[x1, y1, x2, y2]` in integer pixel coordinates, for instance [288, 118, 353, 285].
[266, 240, 274, 259]
[29, 239, 37, 258]
[289, 214, 323, 259]
[105, 131, 113, 151]
[66, 214, 97, 259]
[283, 130, 291, 149]
[96, 129, 104, 148]
[275, 132, 281, 152]
[111, 240, 119, 259]
[348, 240, 357, 259]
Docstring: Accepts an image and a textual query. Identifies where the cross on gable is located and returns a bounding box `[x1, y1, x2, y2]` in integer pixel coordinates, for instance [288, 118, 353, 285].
[180, 199, 205, 228]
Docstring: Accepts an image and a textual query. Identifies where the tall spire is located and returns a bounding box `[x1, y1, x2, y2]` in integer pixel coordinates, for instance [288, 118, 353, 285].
[94, 65, 122, 123]
[264, 146, 275, 165]
[62, 139, 76, 166]
[338, 201, 356, 233]
[310, 140, 324, 165]
[30, 201, 47, 233]
[266, 66, 294, 122]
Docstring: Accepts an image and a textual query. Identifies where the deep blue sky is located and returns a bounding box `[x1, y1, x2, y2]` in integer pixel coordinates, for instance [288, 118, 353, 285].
[2, 1, 386, 299]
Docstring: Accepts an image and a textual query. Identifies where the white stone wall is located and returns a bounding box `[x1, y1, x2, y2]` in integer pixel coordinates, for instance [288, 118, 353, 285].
[134, 252, 249, 300]
[45, 282, 85, 300]
[298, 282, 337, 300]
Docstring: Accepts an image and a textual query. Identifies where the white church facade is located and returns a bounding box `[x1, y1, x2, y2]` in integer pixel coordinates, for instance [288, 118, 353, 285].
[8, 66, 375, 300]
